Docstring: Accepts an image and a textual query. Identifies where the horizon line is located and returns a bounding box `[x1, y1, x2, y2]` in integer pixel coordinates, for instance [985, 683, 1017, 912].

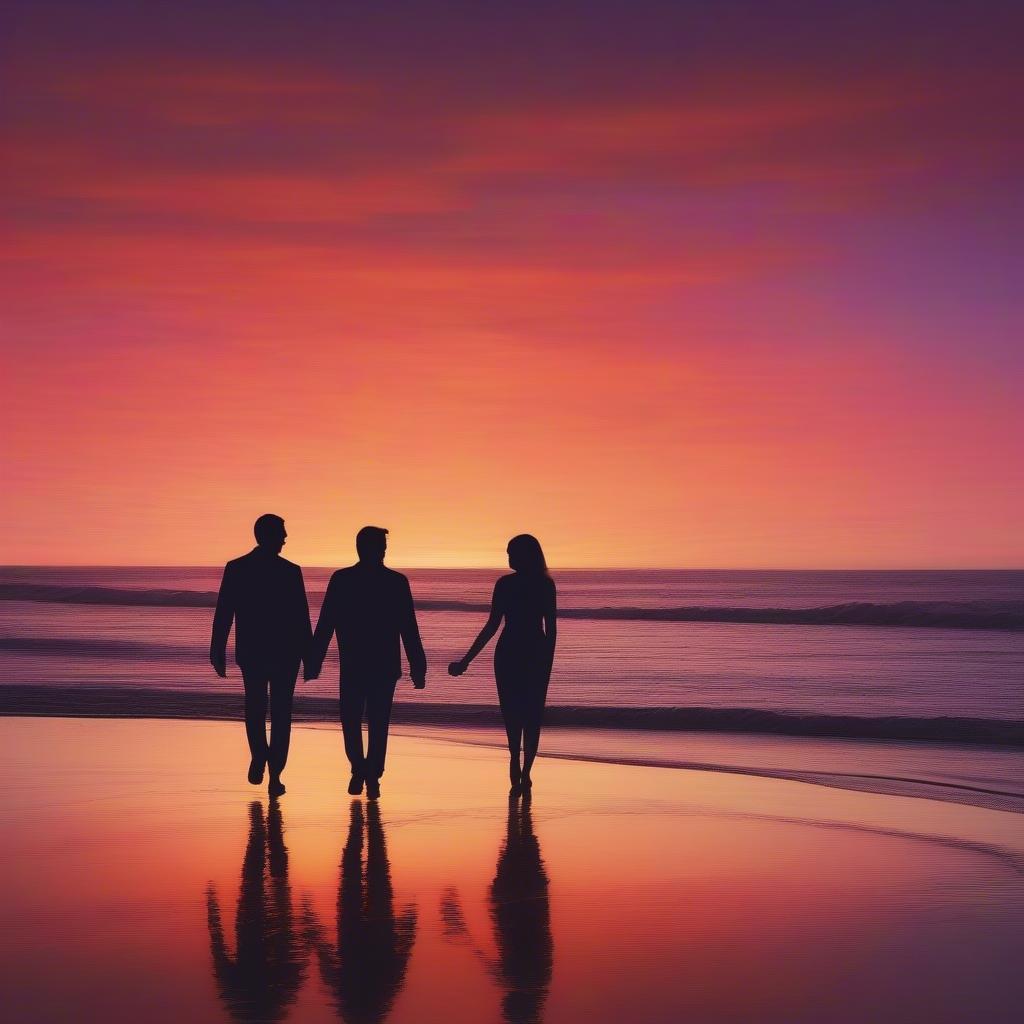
[2, 563, 1023, 573]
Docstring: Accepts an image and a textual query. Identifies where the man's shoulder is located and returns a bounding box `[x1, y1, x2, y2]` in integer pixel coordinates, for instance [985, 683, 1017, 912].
[227, 551, 301, 575]
[328, 564, 408, 590]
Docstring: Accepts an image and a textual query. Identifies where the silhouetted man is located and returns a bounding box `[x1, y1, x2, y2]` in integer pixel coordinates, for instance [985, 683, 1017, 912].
[211, 514, 312, 797]
[307, 526, 426, 799]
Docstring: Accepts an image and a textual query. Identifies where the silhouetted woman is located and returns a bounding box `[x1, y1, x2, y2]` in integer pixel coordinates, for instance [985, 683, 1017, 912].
[449, 535, 556, 794]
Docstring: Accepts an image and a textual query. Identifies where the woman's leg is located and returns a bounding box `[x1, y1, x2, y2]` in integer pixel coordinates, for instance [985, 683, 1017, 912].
[501, 704, 523, 781]
[522, 720, 540, 780]
[506, 724, 524, 786]
[521, 677, 549, 781]
[496, 668, 523, 784]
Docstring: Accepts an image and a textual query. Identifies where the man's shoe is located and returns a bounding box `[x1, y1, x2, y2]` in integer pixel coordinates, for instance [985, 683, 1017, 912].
[268, 777, 286, 798]
[366, 778, 381, 800]
[248, 759, 266, 785]
[347, 774, 364, 796]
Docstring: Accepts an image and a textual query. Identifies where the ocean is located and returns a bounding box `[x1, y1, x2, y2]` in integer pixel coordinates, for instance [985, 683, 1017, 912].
[2, 567, 1023, 810]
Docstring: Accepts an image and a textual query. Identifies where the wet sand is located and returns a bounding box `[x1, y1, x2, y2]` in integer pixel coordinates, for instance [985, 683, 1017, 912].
[1, 716, 1022, 1023]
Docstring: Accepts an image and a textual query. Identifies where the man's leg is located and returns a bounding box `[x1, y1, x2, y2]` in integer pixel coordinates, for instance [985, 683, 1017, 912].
[267, 662, 299, 780]
[365, 679, 398, 782]
[241, 667, 270, 781]
[339, 682, 368, 778]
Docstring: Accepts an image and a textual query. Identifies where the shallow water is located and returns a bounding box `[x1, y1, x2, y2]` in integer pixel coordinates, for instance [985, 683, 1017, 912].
[2, 568, 1023, 728]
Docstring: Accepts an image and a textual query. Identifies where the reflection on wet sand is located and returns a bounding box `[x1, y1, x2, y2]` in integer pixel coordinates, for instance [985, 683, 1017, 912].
[207, 799, 308, 1023]
[491, 798, 554, 1024]
[443, 797, 554, 1024]
[9, 720, 1024, 1024]
[309, 800, 418, 1023]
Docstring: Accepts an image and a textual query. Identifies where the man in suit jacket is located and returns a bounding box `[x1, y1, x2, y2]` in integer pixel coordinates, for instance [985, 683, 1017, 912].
[307, 526, 426, 799]
[210, 514, 312, 797]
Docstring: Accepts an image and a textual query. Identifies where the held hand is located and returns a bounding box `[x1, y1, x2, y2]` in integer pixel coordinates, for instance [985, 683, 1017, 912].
[210, 654, 227, 679]
[303, 663, 321, 682]
[412, 671, 426, 690]
[448, 659, 467, 677]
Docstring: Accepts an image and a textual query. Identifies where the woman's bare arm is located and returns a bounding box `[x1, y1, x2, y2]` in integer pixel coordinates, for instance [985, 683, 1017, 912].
[543, 578, 557, 660]
[450, 580, 503, 673]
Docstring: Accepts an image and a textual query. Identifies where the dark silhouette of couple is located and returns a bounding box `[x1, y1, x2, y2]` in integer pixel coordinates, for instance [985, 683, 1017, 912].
[208, 798, 417, 1024]
[210, 515, 557, 799]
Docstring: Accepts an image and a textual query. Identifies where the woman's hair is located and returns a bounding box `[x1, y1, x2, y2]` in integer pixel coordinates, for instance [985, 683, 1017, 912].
[507, 534, 548, 576]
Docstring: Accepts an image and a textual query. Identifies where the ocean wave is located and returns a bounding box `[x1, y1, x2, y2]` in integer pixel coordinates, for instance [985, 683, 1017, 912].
[0, 635, 195, 658]
[1, 685, 1021, 745]
[0, 583, 219, 607]
[1, 583, 1021, 630]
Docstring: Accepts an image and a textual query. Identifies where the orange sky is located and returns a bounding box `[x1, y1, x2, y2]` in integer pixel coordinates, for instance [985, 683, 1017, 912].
[2, 2, 1022, 567]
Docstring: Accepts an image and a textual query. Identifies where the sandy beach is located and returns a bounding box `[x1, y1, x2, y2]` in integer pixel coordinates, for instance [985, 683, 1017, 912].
[1, 716, 1022, 1023]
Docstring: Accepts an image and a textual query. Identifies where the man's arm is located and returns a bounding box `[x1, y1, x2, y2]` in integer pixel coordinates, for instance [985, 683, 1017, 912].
[399, 577, 427, 688]
[307, 574, 338, 679]
[209, 563, 235, 677]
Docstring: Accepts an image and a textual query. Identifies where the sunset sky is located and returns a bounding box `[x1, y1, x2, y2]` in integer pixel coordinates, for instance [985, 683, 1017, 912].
[2, 1, 1022, 568]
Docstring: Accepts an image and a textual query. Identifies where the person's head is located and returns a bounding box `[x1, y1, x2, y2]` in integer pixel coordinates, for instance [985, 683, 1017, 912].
[356, 525, 388, 564]
[254, 513, 286, 553]
[507, 534, 547, 576]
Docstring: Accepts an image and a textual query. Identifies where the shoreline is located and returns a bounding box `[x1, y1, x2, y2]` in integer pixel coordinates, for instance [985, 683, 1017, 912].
[391, 727, 1024, 814]
[2, 683, 1022, 746]
[2, 701, 1022, 813]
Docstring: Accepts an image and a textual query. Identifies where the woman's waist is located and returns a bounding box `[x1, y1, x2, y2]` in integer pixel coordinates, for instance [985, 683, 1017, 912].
[497, 628, 548, 645]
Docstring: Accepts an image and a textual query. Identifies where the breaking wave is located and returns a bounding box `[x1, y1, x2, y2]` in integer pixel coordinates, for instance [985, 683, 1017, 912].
[1, 685, 1021, 746]
[1, 583, 1021, 630]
